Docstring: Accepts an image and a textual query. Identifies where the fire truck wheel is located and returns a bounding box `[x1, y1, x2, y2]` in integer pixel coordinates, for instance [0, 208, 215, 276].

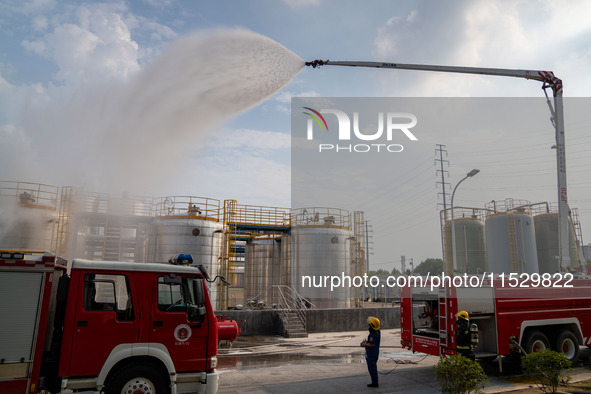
[554, 330, 580, 364]
[525, 331, 550, 354]
[106, 363, 170, 394]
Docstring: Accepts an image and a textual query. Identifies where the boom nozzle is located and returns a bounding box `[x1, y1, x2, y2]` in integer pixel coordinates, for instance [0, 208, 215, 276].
[305, 59, 328, 68]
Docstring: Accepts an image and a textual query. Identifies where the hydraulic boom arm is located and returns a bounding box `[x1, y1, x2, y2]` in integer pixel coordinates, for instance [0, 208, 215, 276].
[306, 59, 571, 271]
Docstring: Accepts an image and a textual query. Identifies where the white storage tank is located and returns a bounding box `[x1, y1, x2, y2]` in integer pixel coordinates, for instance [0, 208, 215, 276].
[485, 212, 539, 274]
[444, 216, 487, 275]
[534, 213, 580, 274]
[244, 237, 290, 306]
[291, 208, 353, 309]
[0, 182, 59, 253]
[147, 196, 223, 309]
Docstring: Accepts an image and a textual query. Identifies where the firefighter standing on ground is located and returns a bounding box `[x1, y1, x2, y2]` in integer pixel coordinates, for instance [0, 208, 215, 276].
[455, 310, 475, 360]
[361, 316, 381, 388]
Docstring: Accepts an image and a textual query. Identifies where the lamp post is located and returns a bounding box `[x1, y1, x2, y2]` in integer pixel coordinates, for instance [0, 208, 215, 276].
[451, 169, 480, 274]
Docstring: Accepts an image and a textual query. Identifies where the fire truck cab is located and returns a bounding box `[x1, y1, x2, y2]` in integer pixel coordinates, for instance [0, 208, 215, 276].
[0, 251, 235, 394]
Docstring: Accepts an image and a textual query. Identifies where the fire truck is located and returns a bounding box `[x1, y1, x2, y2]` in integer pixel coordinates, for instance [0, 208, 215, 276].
[0, 250, 239, 394]
[400, 276, 591, 370]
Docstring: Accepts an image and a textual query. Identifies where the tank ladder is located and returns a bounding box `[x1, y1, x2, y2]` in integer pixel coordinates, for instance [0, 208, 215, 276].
[438, 286, 448, 349]
[55, 186, 74, 257]
[506, 213, 521, 273]
[353, 211, 366, 307]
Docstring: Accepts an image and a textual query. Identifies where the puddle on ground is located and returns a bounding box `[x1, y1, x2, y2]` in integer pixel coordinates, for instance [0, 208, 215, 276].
[218, 352, 366, 371]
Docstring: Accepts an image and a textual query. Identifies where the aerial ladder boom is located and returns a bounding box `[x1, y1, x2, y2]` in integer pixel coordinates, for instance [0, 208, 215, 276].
[306, 59, 571, 271]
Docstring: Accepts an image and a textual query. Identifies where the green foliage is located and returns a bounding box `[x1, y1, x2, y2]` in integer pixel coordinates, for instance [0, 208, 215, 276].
[367, 269, 391, 277]
[391, 267, 401, 276]
[434, 355, 488, 393]
[413, 258, 443, 276]
[521, 349, 572, 393]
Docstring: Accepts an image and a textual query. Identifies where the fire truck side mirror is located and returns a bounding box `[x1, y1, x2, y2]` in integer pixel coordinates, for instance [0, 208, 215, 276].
[193, 279, 205, 306]
[192, 279, 207, 320]
[197, 264, 210, 280]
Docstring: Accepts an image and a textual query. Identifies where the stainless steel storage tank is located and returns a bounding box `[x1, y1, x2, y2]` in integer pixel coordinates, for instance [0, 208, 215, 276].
[534, 213, 580, 274]
[147, 196, 223, 309]
[485, 211, 539, 274]
[291, 208, 353, 309]
[444, 215, 487, 275]
[244, 237, 290, 306]
[0, 181, 58, 252]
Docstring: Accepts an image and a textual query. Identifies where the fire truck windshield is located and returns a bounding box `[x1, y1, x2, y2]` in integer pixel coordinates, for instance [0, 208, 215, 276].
[157, 275, 206, 322]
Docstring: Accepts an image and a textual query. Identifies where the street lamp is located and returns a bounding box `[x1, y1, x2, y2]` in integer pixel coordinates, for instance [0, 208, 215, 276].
[451, 169, 480, 274]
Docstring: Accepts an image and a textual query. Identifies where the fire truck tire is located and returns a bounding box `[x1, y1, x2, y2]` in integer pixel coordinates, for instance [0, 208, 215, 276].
[524, 331, 550, 354]
[554, 330, 579, 364]
[106, 363, 170, 394]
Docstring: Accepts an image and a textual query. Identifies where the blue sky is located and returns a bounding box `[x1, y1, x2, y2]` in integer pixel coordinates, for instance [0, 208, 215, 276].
[1, 0, 591, 270]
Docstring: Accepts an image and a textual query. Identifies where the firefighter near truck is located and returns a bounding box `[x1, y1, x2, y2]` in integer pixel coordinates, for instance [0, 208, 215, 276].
[399, 274, 591, 370]
[0, 250, 239, 394]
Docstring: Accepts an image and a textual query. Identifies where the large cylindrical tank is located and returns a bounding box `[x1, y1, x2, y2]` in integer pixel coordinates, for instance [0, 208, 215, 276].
[291, 226, 353, 309]
[534, 213, 580, 274]
[444, 218, 487, 275]
[0, 182, 59, 253]
[147, 217, 223, 308]
[244, 238, 281, 304]
[485, 212, 539, 274]
[0, 205, 58, 252]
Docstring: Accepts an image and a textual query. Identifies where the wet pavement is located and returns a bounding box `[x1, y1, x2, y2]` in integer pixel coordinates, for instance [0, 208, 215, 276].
[216, 329, 591, 393]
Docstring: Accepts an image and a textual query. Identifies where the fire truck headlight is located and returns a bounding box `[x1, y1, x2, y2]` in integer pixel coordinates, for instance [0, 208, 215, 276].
[210, 356, 218, 369]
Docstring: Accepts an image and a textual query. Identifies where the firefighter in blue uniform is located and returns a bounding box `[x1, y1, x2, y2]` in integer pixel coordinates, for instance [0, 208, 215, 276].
[361, 316, 381, 388]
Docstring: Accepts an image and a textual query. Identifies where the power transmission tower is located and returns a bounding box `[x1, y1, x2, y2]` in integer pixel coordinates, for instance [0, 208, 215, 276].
[435, 144, 451, 261]
[435, 144, 450, 215]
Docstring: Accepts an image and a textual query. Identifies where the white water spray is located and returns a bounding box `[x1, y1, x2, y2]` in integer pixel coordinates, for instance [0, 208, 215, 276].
[2, 29, 304, 195]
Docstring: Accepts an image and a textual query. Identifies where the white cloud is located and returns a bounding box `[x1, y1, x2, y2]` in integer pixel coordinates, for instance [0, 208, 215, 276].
[32, 15, 48, 31]
[21, 4, 140, 87]
[372, 0, 591, 97]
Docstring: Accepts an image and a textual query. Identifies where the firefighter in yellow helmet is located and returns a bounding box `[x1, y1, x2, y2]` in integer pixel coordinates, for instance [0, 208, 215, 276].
[455, 311, 474, 360]
[360, 316, 381, 387]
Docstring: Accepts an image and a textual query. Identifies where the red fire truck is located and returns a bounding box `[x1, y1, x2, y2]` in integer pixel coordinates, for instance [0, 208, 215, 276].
[400, 276, 591, 370]
[0, 250, 238, 394]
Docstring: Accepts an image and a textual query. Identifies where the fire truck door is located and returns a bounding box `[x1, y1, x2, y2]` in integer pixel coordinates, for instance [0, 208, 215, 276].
[149, 275, 209, 372]
[68, 273, 139, 377]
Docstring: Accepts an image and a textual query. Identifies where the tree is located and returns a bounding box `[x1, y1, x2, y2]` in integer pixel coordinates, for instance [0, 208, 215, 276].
[391, 267, 401, 276]
[367, 269, 391, 277]
[413, 258, 443, 276]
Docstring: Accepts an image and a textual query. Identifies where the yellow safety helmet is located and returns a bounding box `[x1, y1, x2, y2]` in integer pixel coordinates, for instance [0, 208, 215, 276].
[367, 316, 380, 330]
[456, 310, 469, 320]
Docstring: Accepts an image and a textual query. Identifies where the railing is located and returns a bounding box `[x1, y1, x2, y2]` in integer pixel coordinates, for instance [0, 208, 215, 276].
[0, 181, 59, 210]
[152, 196, 221, 221]
[485, 198, 533, 215]
[246, 285, 313, 332]
[224, 202, 290, 227]
[291, 207, 350, 229]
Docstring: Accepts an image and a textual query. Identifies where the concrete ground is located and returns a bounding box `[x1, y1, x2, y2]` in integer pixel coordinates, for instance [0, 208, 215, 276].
[216, 329, 591, 393]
